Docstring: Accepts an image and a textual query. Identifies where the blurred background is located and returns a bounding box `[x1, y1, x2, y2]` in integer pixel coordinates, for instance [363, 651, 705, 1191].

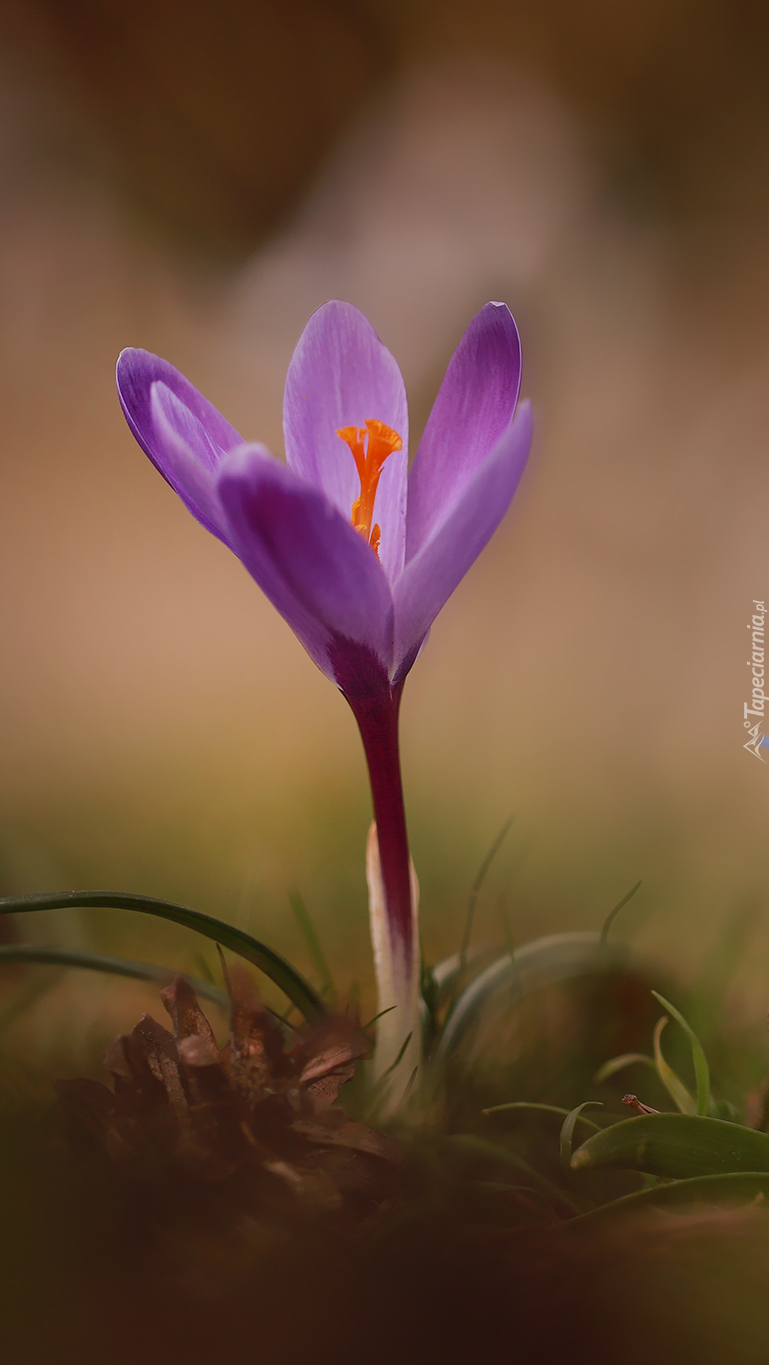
[1, 0, 769, 1058]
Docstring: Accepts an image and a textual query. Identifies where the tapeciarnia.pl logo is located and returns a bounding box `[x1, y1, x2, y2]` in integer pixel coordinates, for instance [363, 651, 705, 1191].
[744, 600, 768, 760]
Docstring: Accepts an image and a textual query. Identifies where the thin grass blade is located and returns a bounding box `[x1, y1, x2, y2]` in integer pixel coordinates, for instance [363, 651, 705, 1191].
[483, 1101, 603, 1134]
[288, 891, 336, 1000]
[446, 816, 514, 1018]
[560, 1102, 603, 1170]
[442, 1133, 579, 1212]
[425, 943, 497, 1010]
[366, 1030, 415, 1115]
[653, 1016, 697, 1115]
[0, 942, 229, 1009]
[433, 931, 631, 1067]
[379, 1030, 413, 1082]
[599, 880, 642, 946]
[0, 891, 325, 1020]
[593, 1053, 657, 1084]
[566, 1172, 769, 1228]
[652, 990, 711, 1117]
[362, 1005, 397, 1031]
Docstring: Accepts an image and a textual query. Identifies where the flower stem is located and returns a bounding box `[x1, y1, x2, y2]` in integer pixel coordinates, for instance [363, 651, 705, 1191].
[350, 681, 413, 962]
[335, 652, 421, 1102]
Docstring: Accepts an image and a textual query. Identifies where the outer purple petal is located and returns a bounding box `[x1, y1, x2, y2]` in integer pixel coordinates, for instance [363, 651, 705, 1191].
[283, 301, 408, 586]
[405, 303, 521, 561]
[393, 401, 532, 680]
[117, 348, 245, 542]
[217, 447, 394, 682]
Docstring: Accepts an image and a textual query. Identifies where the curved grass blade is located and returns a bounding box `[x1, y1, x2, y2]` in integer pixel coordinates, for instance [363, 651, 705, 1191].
[593, 1053, 657, 1084]
[366, 1031, 415, 1116]
[362, 1005, 396, 1032]
[446, 816, 514, 1018]
[380, 1031, 413, 1082]
[433, 931, 632, 1067]
[0, 943, 228, 1009]
[483, 1101, 603, 1135]
[0, 891, 325, 1020]
[442, 1133, 579, 1213]
[471, 1181, 548, 1200]
[652, 990, 710, 1117]
[425, 943, 497, 1011]
[653, 1017, 697, 1115]
[566, 1172, 769, 1229]
[599, 880, 642, 946]
[571, 1112, 769, 1179]
[560, 1102, 603, 1170]
[288, 891, 335, 1000]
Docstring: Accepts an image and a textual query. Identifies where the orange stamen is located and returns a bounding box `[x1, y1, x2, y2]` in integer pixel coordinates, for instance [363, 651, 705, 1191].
[336, 419, 402, 556]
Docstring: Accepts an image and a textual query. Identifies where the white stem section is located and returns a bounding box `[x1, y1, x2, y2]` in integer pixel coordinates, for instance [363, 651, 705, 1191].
[366, 820, 422, 1116]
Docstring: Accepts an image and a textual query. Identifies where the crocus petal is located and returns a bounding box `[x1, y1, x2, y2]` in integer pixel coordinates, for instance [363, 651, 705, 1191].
[393, 401, 532, 679]
[405, 302, 521, 560]
[217, 446, 395, 682]
[117, 348, 245, 542]
[283, 301, 409, 585]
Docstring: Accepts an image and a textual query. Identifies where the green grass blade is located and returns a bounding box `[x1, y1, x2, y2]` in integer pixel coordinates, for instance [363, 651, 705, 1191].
[500, 905, 516, 961]
[192, 952, 216, 984]
[446, 816, 514, 1018]
[483, 1101, 603, 1134]
[559, 1102, 603, 1170]
[653, 1016, 697, 1115]
[365, 1030, 415, 1114]
[0, 943, 228, 1009]
[593, 1052, 657, 1084]
[566, 1172, 769, 1229]
[0, 891, 325, 1020]
[288, 891, 335, 1000]
[599, 880, 642, 945]
[425, 944, 498, 1010]
[571, 1112, 769, 1179]
[652, 990, 711, 1117]
[471, 1181, 547, 1200]
[433, 931, 631, 1067]
[442, 1133, 579, 1212]
[362, 1005, 396, 1031]
[380, 1031, 413, 1082]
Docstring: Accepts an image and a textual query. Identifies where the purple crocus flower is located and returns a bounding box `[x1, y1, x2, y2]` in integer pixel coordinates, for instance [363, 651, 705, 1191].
[117, 301, 531, 1095]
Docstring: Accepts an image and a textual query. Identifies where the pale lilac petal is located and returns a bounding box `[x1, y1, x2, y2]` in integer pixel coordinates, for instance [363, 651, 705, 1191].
[117, 348, 245, 542]
[393, 402, 532, 679]
[148, 385, 239, 539]
[406, 303, 521, 560]
[283, 301, 408, 585]
[217, 447, 394, 682]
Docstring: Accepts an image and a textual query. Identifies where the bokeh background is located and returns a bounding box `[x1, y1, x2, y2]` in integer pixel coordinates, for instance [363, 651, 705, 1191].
[1, 0, 769, 1057]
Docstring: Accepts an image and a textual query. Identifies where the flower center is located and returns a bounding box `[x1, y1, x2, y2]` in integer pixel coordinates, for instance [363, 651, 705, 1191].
[336, 419, 402, 558]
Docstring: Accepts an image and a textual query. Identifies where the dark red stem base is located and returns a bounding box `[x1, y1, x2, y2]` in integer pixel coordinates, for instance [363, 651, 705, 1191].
[347, 681, 412, 959]
[329, 635, 414, 962]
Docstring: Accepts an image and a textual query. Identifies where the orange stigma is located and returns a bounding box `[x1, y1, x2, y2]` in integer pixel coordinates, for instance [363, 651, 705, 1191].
[336, 418, 402, 556]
